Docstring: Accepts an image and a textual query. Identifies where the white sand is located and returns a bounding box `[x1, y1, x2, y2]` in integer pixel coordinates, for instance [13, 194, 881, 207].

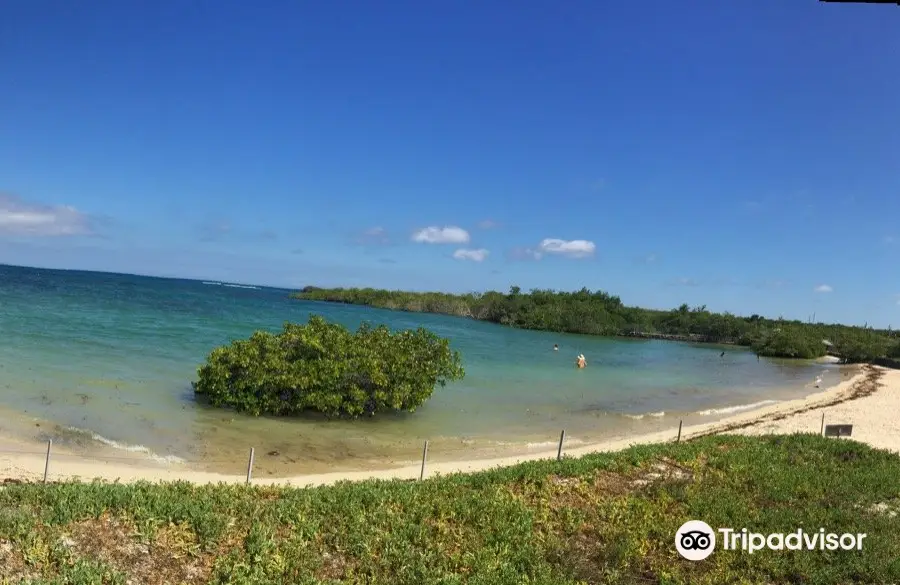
[1, 365, 897, 488]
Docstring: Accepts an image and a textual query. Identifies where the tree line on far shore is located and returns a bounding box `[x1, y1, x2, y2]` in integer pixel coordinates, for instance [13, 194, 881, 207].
[291, 286, 900, 363]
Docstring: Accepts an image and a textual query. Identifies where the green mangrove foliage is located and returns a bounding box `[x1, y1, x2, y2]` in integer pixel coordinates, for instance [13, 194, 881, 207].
[890, 341, 900, 359]
[750, 326, 828, 359]
[293, 286, 900, 362]
[192, 315, 464, 417]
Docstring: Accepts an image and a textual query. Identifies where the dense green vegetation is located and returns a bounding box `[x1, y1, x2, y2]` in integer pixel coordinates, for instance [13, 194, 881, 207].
[192, 315, 464, 418]
[293, 286, 900, 363]
[1, 435, 898, 584]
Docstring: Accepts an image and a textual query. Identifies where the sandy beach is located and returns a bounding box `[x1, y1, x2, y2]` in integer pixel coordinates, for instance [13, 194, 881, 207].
[1, 364, 897, 488]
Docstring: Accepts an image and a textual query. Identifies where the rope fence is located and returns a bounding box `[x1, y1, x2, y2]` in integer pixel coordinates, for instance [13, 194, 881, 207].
[0, 413, 851, 487]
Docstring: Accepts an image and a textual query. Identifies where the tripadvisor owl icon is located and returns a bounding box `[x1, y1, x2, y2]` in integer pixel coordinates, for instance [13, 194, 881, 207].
[676, 520, 716, 561]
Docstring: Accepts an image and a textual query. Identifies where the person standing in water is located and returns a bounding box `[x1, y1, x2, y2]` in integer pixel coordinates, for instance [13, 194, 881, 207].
[575, 354, 586, 368]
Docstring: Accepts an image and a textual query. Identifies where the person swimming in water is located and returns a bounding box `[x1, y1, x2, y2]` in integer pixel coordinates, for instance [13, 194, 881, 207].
[553, 344, 559, 351]
[575, 354, 586, 368]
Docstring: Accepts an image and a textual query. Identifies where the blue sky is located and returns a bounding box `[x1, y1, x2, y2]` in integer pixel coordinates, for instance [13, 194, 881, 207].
[1, 1, 898, 326]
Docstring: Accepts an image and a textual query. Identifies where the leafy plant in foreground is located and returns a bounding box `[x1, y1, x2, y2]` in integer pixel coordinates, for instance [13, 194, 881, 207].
[192, 315, 465, 417]
[1, 436, 899, 584]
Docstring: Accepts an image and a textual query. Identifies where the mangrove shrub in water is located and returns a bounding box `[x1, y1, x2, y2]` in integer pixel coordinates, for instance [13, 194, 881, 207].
[192, 315, 464, 417]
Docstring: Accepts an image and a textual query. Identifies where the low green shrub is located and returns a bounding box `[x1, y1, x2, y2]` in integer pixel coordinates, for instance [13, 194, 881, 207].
[192, 315, 464, 417]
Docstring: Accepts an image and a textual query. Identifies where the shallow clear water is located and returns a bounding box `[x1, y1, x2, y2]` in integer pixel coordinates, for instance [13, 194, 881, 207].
[0, 264, 840, 476]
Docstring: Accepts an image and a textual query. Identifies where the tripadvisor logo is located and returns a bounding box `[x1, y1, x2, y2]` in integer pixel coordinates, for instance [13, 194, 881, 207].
[675, 520, 867, 561]
[676, 520, 716, 561]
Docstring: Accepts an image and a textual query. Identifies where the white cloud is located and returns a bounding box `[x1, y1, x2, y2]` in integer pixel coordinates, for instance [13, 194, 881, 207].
[537, 238, 596, 258]
[477, 220, 498, 229]
[452, 248, 489, 262]
[411, 226, 470, 244]
[0, 194, 92, 237]
[814, 284, 833, 293]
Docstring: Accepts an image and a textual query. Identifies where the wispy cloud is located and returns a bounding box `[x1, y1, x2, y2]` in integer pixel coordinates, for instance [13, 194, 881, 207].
[355, 226, 391, 246]
[198, 221, 232, 242]
[742, 200, 763, 212]
[884, 235, 895, 245]
[537, 238, 596, 259]
[635, 253, 658, 264]
[505, 239, 596, 261]
[411, 225, 470, 244]
[814, 284, 833, 293]
[291, 248, 304, 255]
[452, 248, 489, 262]
[0, 194, 93, 237]
[477, 219, 499, 230]
[668, 277, 700, 287]
[506, 247, 543, 261]
[753, 279, 787, 290]
[378, 258, 397, 264]
[710, 277, 740, 287]
[197, 219, 278, 243]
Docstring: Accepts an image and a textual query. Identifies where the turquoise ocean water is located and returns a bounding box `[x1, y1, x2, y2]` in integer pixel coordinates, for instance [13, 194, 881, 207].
[0, 264, 842, 477]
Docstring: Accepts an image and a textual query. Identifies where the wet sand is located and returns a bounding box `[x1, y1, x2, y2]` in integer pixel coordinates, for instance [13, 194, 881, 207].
[1, 365, 896, 487]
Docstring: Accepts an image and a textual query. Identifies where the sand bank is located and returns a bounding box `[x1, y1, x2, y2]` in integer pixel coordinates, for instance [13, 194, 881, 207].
[1, 365, 897, 488]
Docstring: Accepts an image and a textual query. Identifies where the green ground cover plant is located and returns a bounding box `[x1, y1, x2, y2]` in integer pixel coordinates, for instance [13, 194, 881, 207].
[1, 434, 898, 584]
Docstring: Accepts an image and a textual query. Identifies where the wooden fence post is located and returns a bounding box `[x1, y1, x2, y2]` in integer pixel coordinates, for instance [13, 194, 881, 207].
[419, 440, 429, 481]
[676, 420, 683, 443]
[246, 447, 255, 485]
[557, 430, 566, 461]
[43, 439, 52, 483]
